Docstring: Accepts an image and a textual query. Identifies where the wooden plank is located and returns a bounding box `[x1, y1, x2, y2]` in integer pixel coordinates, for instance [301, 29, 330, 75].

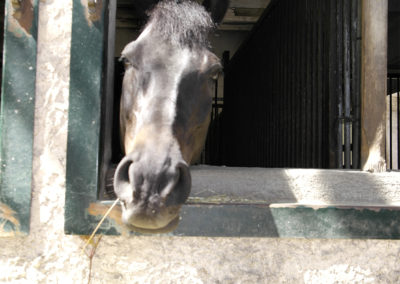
[0, 0, 39, 236]
[74, 201, 400, 239]
[360, 0, 388, 172]
[229, 0, 271, 9]
[65, 0, 107, 233]
[222, 9, 259, 23]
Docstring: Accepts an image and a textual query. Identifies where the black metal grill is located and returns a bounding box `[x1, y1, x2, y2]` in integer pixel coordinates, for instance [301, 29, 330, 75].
[387, 73, 400, 170]
[210, 0, 361, 169]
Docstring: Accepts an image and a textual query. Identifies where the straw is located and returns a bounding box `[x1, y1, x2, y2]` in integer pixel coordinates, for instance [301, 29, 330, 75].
[81, 198, 120, 254]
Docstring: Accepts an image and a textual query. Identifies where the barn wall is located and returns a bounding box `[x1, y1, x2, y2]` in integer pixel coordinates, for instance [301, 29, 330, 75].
[1, 1, 400, 283]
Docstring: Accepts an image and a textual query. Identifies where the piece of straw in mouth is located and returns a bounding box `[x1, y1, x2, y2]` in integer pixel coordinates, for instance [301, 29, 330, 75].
[81, 198, 120, 254]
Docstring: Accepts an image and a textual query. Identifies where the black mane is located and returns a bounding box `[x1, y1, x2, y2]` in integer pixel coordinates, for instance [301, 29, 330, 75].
[147, 0, 215, 48]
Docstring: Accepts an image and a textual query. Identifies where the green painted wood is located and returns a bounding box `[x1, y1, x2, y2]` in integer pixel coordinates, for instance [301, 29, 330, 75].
[65, 0, 107, 233]
[175, 205, 400, 238]
[65, 202, 400, 239]
[0, 0, 39, 235]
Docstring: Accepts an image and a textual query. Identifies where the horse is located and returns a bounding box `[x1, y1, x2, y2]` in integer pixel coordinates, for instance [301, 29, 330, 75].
[113, 0, 229, 232]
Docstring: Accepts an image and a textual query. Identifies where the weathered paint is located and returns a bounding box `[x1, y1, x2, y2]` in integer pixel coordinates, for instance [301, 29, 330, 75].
[0, 201, 21, 236]
[65, 0, 106, 233]
[0, 0, 38, 235]
[76, 200, 400, 239]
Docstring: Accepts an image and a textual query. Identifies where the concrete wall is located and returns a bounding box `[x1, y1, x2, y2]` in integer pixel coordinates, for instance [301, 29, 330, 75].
[1, 1, 400, 283]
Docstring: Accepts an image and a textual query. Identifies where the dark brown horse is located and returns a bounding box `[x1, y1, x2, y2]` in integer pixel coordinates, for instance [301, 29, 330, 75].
[113, 0, 229, 232]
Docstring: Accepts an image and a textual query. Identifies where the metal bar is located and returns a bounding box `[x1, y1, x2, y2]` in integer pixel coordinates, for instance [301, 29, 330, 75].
[316, 0, 324, 168]
[328, 0, 339, 168]
[343, 0, 351, 168]
[299, 0, 306, 167]
[321, 0, 331, 168]
[311, 0, 318, 167]
[291, 0, 300, 167]
[398, 76, 400, 169]
[304, 1, 315, 166]
[99, 0, 117, 198]
[337, 0, 344, 168]
[351, 0, 361, 169]
[271, 1, 281, 167]
[280, 0, 286, 167]
[389, 77, 393, 169]
[281, 1, 290, 167]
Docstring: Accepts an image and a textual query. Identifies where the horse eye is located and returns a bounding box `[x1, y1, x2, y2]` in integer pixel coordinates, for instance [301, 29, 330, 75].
[210, 70, 221, 81]
[208, 64, 222, 81]
[121, 57, 137, 70]
[123, 58, 132, 69]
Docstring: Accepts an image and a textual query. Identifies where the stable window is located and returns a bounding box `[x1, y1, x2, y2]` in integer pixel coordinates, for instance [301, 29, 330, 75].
[65, 0, 400, 238]
[0, 0, 39, 236]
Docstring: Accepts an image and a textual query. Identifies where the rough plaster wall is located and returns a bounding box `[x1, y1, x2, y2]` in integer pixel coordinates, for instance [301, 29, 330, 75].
[1, 1, 400, 283]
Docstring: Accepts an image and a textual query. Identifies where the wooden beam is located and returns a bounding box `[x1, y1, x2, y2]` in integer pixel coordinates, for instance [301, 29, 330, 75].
[361, 0, 388, 172]
[229, 0, 271, 9]
[222, 9, 259, 23]
[218, 24, 254, 31]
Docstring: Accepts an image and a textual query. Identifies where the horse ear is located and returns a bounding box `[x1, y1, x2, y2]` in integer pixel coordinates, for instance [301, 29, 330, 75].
[202, 0, 230, 24]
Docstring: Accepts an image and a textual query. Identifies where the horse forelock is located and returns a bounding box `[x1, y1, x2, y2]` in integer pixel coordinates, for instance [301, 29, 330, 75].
[146, 0, 215, 49]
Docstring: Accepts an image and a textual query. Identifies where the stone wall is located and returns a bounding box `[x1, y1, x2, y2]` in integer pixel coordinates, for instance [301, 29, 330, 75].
[1, 1, 400, 283]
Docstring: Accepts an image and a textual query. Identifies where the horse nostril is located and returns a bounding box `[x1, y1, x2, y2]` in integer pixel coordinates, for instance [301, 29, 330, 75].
[165, 162, 191, 206]
[114, 156, 136, 201]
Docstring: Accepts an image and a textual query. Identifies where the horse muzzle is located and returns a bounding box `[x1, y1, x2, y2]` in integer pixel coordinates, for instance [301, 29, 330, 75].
[113, 153, 191, 231]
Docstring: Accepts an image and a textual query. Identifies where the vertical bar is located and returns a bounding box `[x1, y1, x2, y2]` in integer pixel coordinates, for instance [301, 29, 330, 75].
[288, 0, 294, 166]
[337, 0, 344, 168]
[283, 0, 290, 167]
[351, 0, 361, 169]
[389, 77, 393, 169]
[272, 5, 276, 166]
[316, 0, 324, 168]
[328, 0, 339, 168]
[281, 0, 287, 167]
[308, 0, 315, 167]
[277, 1, 283, 167]
[323, 0, 331, 167]
[398, 77, 400, 169]
[343, 0, 351, 168]
[292, 0, 301, 167]
[300, 0, 307, 167]
[312, 0, 319, 167]
[99, 0, 116, 198]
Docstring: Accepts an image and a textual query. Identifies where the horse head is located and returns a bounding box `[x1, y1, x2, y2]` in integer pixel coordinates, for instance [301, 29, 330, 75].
[114, 0, 229, 232]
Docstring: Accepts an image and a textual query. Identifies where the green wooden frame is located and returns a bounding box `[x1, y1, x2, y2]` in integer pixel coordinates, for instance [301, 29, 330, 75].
[0, 0, 39, 236]
[65, 0, 400, 238]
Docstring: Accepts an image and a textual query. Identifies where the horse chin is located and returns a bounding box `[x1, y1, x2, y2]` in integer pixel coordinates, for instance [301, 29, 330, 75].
[121, 205, 182, 234]
[124, 216, 180, 234]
